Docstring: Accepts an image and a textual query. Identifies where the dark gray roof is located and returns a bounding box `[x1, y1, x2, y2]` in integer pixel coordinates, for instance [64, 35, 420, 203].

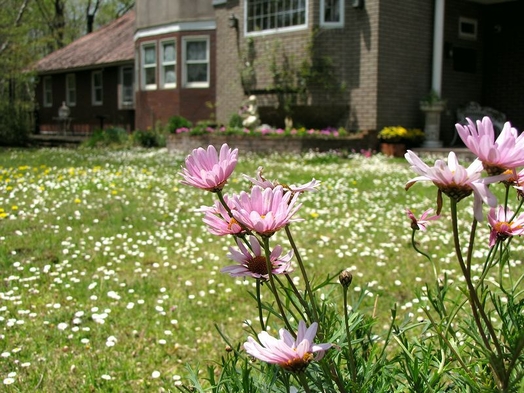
[35, 10, 135, 73]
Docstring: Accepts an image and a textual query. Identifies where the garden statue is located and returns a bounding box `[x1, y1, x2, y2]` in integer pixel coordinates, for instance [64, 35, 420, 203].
[241, 95, 260, 130]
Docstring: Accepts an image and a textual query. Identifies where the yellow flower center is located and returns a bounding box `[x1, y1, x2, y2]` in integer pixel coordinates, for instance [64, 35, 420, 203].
[281, 352, 314, 373]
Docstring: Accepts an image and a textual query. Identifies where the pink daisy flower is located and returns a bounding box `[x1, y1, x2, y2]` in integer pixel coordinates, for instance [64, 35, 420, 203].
[197, 195, 244, 236]
[244, 167, 321, 194]
[405, 150, 508, 222]
[179, 144, 238, 192]
[406, 208, 440, 231]
[455, 117, 524, 175]
[230, 185, 302, 237]
[244, 320, 331, 373]
[221, 235, 293, 280]
[487, 206, 524, 247]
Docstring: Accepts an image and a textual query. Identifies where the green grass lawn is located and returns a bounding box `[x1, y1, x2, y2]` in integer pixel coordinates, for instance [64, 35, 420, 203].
[0, 147, 521, 391]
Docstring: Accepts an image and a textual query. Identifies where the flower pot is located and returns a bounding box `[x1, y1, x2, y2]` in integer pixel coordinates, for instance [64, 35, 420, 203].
[380, 142, 406, 158]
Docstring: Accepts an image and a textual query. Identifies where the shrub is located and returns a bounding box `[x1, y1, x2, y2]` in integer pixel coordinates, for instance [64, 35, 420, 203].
[132, 128, 166, 148]
[0, 101, 31, 147]
[82, 127, 129, 147]
[228, 113, 244, 129]
[167, 115, 192, 133]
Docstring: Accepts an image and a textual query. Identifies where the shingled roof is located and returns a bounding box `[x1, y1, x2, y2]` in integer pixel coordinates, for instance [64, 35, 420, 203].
[35, 10, 135, 73]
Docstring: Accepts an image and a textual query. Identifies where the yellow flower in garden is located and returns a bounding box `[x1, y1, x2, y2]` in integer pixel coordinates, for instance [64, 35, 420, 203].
[310, 212, 319, 218]
[12, 205, 18, 211]
[74, 198, 81, 204]
[18, 166, 29, 171]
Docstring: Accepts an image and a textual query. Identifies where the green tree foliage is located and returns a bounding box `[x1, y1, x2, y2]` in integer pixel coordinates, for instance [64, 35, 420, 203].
[0, 0, 134, 145]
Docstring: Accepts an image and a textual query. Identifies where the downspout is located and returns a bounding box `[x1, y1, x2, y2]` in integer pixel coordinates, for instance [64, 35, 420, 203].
[432, 0, 445, 96]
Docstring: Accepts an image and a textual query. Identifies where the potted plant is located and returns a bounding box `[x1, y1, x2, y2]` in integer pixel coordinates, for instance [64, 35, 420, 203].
[378, 126, 425, 157]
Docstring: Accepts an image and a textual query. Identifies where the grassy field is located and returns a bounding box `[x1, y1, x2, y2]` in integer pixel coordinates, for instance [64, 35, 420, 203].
[0, 147, 521, 391]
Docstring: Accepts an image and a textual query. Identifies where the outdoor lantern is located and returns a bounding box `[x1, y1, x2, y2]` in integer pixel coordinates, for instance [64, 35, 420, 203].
[228, 14, 238, 29]
[352, 0, 364, 9]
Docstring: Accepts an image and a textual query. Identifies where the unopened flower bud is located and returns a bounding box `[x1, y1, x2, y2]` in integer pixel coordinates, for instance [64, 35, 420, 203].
[339, 269, 353, 288]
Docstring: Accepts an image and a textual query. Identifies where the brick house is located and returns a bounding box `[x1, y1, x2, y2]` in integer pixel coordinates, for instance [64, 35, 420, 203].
[211, 0, 524, 144]
[34, 11, 136, 134]
[34, 1, 524, 146]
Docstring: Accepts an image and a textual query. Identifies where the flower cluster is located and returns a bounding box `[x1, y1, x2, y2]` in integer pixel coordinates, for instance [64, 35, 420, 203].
[180, 143, 331, 379]
[175, 125, 348, 138]
[404, 116, 524, 391]
[378, 126, 424, 144]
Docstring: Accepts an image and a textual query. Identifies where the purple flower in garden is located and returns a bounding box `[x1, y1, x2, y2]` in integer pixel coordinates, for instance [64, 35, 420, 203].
[244, 167, 321, 194]
[230, 185, 302, 236]
[406, 208, 440, 231]
[198, 196, 244, 236]
[244, 320, 331, 373]
[405, 150, 508, 221]
[487, 206, 524, 247]
[179, 144, 238, 192]
[455, 116, 524, 175]
[221, 235, 293, 280]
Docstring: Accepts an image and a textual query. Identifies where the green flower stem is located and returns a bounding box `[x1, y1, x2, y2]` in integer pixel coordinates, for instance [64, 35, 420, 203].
[421, 306, 474, 381]
[296, 372, 312, 393]
[342, 286, 358, 385]
[262, 236, 294, 335]
[411, 229, 438, 280]
[450, 199, 506, 386]
[255, 280, 266, 332]
[284, 225, 319, 324]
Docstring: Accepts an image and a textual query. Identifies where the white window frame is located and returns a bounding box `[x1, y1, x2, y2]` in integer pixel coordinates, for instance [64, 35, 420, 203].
[43, 76, 52, 107]
[65, 73, 76, 106]
[141, 42, 157, 90]
[459, 17, 478, 40]
[161, 40, 177, 89]
[183, 36, 210, 88]
[320, 0, 344, 28]
[91, 70, 103, 106]
[119, 65, 134, 108]
[245, 0, 308, 36]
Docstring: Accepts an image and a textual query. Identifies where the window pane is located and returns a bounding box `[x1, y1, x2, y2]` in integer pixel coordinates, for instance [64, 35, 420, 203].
[95, 89, 102, 103]
[164, 65, 176, 84]
[145, 68, 156, 85]
[187, 42, 206, 61]
[187, 64, 207, 83]
[145, 47, 156, 64]
[94, 73, 102, 87]
[163, 43, 175, 62]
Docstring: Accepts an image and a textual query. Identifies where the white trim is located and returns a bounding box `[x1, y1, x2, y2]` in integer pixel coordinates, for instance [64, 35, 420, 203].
[160, 39, 177, 89]
[320, 0, 344, 28]
[65, 73, 76, 107]
[91, 70, 103, 106]
[141, 42, 157, 90]
[43, 76, 52, 107]
[134, 20, 216, 41]
[119, 65, 134, 108]
[182, 36, 210, 88]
